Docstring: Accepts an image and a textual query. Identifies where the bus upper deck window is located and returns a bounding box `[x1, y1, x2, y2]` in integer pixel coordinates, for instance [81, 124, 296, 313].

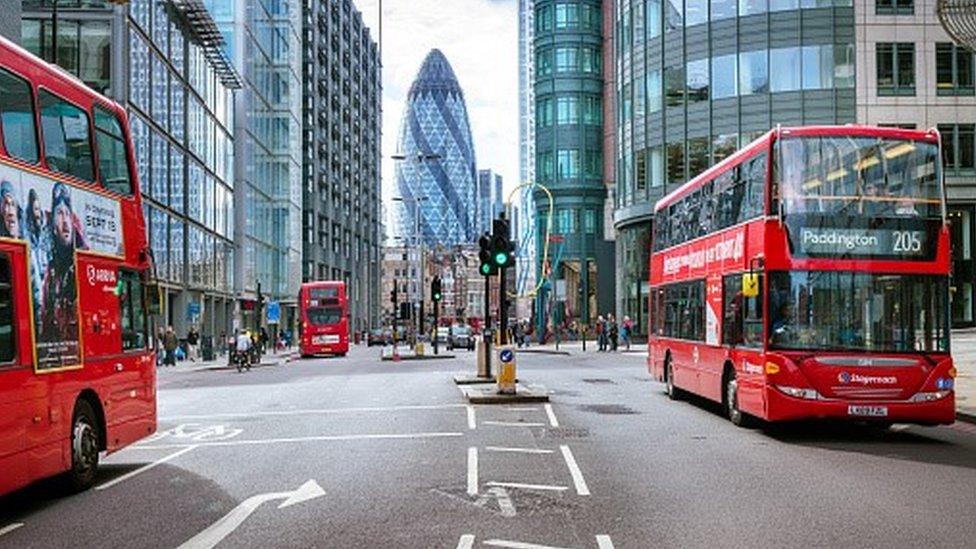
[0, 68, 39, 164]
[94, 106, 133, 195]
[38, 89, 94, 182]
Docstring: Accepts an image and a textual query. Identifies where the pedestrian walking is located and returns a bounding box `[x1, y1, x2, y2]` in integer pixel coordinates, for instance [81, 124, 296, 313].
[596, 315, 607, 351]
[162, 326, 178, 367]
[186, 326, 199, 362]
[608, 314, 619, 352]
[622, 316, 633, 350]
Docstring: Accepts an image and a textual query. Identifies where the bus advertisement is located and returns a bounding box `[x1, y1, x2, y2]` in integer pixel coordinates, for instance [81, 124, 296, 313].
[0, 36, 157, 495]
[299, 281, 349, 357]
[649, 125, 955, 427]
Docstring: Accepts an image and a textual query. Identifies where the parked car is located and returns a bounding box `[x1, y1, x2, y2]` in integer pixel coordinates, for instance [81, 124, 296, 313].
[449, 325, 474, 351]
[367, 328, 391, 346]
[435, 327, 450, 347]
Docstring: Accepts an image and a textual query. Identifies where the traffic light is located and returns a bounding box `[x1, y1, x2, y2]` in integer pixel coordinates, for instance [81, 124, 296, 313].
[478, 233, 497, 277]
[490, 217, 516, 270]
[390, 284, 398, 306]
[431, 276, 442, 302]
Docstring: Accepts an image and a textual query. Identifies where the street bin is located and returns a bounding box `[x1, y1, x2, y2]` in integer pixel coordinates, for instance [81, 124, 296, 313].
[201, 335, 214, 361]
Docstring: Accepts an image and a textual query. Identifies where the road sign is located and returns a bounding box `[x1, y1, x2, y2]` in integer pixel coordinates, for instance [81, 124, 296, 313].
[187, 301, 202, 322]
[177, 480, 325, 549]
[266, 301, 281, 324]
[499, 349, 514, 363]
[497, 346, 516, 395]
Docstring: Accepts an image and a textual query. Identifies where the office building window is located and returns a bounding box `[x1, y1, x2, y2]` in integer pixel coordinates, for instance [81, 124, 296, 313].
[936, 43, 975, 96]
[739, 0, 768, 16]
[556, 96, 580, 125]
[537, 97, 553, 127]
[555, 2, 580, 29]
[876, 0, 913, 14]
[939, 124, 976, 172]
[647, 0, 662, 39]
[877, 42, 915, 96]
[667, 141, 685, 185]
[556, 47, 579, 73]
[739, 50, 768, 95]
[665, 65, 685, 107]
[536, 4, 553, 32]
[712, 54, 737, 99]
[686, 59, 709, 102]
[583, 96, 602, 125]
[537, 48, 553, 76]
[557, 149, 580, 179]
[770, 47, 801, 92]
[712, 0, 737, 20]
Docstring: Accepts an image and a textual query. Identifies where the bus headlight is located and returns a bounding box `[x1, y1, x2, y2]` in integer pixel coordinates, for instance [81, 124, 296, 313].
[776, 385, 822, 400]
[908, 391, 952, 402]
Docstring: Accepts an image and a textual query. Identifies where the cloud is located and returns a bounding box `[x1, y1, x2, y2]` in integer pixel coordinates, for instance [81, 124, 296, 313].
[353, 0, 519, 207]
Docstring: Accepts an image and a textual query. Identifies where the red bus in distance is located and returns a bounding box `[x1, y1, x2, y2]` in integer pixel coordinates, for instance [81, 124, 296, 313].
[649, 125, 955, 426]
[0, 36, 158, 495]
[299, 281, 349, 357]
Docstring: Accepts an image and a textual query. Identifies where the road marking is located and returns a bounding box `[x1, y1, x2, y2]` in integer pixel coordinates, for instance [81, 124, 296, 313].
[485, 482, 568, 492]
[504, 407, 540, 411]
[890, 424, 911, 432]
[485, 446, 554, 455]
[0, 523, 24, 537]
[162, 404, 466, 421]
[468, 447, 479, 495]
[559, 445, 590, 496]
[467, 405, 477, 430]
[483, 421, 546, 427]
[490, 486, 517, 518]
[177, 480, 325, 549]
[544, 404, 559, 427]
[134, 431, 464, 451]
[596, 535, 615, 549]
[456, 535, 475, 549]
[483, 540, 569, 549]
[96, 445, 198, 490]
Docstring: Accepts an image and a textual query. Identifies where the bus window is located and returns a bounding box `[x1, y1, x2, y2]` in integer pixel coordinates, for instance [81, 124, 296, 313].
[723, 274, 763, 348]
[94, 106, 133, 195]
[119, 270, 147, 351]
[38, 89, 94, 182]
[0, 253, 14, 363]
[0, 68, 39, 164]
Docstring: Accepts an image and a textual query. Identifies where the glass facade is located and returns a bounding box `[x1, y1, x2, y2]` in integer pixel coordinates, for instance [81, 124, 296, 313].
[22, 0, 237, 337]
[614, 0, 856, 337]
[394, 49, 478, 247]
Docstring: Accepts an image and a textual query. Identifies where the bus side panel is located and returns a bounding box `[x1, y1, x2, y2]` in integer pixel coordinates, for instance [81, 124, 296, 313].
[730, 350, 767, 419]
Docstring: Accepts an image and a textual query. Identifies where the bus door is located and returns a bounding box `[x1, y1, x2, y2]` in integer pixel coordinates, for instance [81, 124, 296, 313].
[0, 247, 29, 492]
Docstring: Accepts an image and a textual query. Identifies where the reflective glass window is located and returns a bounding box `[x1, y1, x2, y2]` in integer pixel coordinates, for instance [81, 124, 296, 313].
[94, 106, 133, 195]
[665, 0, 683, 32]
[686, 59, 709, 103]
[711, 54, 737, 99]
[555, 47, 579, 73]
[665, 65, 685, 107]
[686, 0, 708, 25]
[770, 0, 798, 11]
[738, 50, 768, 95]
[555, 3, 580, 28]
[557, 149, 580, 178]
[712, 0, 737, 20]
[667, 141, 685, 185]
[647, 0, 662, 39]
[0, 68, 39, 164]
[739, 0, 768, 15]
[770, 47, 800, 92]
[38, 90, 94, 182]
[647, 70, 662, 112]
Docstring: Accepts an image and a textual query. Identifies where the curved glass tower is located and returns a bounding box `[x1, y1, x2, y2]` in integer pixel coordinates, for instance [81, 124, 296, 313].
[395, 49, 477, 247]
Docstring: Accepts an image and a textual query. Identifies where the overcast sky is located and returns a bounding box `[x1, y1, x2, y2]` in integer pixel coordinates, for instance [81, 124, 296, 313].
[354, 0, 519, 204]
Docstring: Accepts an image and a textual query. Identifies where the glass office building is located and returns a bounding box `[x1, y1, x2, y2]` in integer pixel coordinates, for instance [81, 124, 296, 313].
[302, 0, 382, 334]
[394, 49, 478, 248]
[22, 0, 241, 341]
[612, 0, 857, 337]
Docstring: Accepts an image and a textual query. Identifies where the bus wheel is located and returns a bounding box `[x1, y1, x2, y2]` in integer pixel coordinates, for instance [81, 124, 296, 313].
[725, 371, 749, 427]
[66, 400, 100, 492]
[665, 359, 681, 401]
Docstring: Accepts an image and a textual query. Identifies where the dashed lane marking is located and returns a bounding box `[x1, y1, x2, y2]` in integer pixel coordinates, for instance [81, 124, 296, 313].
[456, 535, 475, 549]
[483, 421, 546, 428]
[484, 446, 554, 455]
[559, 445, 591, 496]
[161, 404, 466, 421]
[0, 523, 24, 537]
[467, 406, 477, 430]
[468, 447, 479, 496]
[483, 540, 569, 549]
[96, 445, 198, 491]
[134, 431, 464, 451]
[544, 404, 559, 427]
[595, 535, 615, 549]
[485, 482, 568, 492]
[504, 407, 541, 411]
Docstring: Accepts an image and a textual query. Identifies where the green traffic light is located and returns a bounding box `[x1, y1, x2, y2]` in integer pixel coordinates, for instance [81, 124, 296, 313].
[494, 252, 507, 266]
[480, 264, 491, 275]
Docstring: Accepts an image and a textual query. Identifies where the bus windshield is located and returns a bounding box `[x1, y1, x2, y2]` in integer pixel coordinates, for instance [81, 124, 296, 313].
[768, 272, 949, 353]
[307, 307, 343, 326]
[777, 136, 942, 218]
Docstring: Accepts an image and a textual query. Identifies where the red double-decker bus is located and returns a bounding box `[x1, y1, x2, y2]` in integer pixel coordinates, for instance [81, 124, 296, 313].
[0, 37, 158, 495]
[649, 125, 955, 426]
[298, 281, 349, 357]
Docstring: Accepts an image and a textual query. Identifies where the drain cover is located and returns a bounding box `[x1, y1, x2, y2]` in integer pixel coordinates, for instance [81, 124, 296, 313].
[579, 404, 638, 415]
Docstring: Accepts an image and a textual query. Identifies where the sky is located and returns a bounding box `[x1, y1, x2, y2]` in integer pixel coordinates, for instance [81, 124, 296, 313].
[354, 0, 520, 204]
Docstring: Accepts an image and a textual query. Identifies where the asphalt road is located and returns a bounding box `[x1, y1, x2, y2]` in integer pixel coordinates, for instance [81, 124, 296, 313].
[2, 345, 976, 548]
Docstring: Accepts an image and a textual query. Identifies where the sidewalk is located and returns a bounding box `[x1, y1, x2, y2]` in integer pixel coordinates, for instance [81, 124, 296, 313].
[952, 330, 976, 422]
[516, 340, 648, 356]
[157, 349, 299, 373]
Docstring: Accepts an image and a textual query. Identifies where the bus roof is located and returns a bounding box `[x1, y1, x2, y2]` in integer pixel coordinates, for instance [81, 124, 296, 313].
[301, 281, 346, 288]
[0, 35, 127, 116]
[653, 125, 941, 214]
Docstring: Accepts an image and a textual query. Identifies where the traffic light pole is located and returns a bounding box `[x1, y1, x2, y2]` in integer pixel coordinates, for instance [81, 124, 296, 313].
[498, 268, 509, 346]
[433, 299, 439, 355]
[483, 273, 491, 378]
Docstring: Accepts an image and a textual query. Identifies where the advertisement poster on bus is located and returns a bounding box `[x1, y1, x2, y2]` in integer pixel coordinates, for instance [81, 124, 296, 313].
[0, 163, 123, 370]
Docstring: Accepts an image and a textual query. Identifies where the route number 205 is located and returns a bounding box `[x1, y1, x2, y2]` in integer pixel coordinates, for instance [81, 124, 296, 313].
[893, 231, 923, 253]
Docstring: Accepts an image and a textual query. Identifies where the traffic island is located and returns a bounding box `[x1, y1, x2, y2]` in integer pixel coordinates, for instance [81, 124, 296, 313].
[453, 374, 496, 384]
[459, 383, 549, 403]
[381, 353, 456, 361]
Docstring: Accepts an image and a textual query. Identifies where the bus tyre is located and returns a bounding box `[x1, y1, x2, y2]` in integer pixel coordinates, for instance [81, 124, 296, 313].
[66, 400, 100, 492]
[665, 359, 681, 401]
[725, 371, 750, 427]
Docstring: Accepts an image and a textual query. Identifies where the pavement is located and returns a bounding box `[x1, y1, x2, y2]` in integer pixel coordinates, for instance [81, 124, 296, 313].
[157, 349, 299, 373]
[952, 329, 976, 422]
[2, 344, 975, 548]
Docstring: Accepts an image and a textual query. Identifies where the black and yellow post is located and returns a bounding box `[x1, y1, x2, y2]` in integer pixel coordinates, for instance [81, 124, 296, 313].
[431, 276, 442, 355]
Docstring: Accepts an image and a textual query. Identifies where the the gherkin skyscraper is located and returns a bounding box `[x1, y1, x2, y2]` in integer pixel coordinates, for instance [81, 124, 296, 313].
[395, 49, 477, 247]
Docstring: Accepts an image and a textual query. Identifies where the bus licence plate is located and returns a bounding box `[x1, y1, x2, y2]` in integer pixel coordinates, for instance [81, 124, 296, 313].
[848, 405, 888, 417]
[313, 335, 340, 345]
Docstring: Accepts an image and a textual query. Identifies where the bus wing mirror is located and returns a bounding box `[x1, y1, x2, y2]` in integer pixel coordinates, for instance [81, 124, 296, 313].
[145, 281, 163, 316]
[742, 273, 760, 298]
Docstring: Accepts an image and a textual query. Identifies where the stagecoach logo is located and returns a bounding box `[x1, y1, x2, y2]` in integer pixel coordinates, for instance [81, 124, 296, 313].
[837, 372, 898, 385]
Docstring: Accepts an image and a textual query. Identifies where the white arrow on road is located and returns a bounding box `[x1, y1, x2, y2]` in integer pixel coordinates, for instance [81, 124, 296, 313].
[177, 480, 325, 549]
